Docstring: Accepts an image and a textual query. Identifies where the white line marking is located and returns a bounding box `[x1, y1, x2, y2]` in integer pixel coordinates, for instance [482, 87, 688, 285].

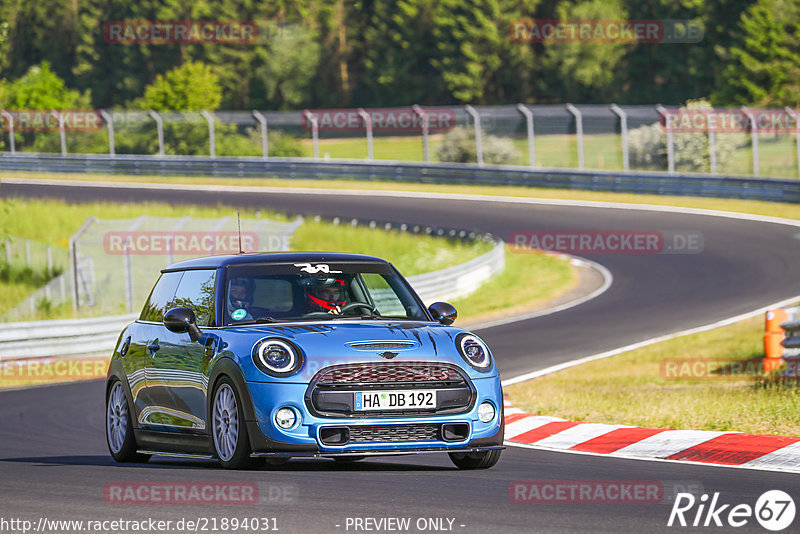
[4, 176, 800, 228]
[474, 259, 613, 331]
[502, 293, 800, 386]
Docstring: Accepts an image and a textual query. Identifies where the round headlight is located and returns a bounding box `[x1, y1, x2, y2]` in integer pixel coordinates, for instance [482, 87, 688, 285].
[478, 401, 496, 423]
[275, 407, 297, 429]
[456, 333, 492, 370]
[252, 338, 301, 376]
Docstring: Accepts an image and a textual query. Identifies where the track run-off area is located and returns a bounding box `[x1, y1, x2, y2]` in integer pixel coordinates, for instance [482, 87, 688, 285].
[1, 177, 800, 533]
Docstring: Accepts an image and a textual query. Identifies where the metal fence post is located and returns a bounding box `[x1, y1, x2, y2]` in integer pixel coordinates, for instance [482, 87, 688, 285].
[708, 130, 717, 173]
[357, 108, 374, 160]
[252, 110, 268, 159]
[99, 110, 115, 156]
[656, 105, 675, 173]
[412, 105, 429, 162]
[302, 110, 319, 158]
[148, 110, 165, 156]
[786, 107, 800, 179]
[52, 110, 67, 155]
[741, 106, 759, 175]
[565, 104, 584, 169]
[610, 104, 628, 171]
[200, 110, 216, 158]
[1, 110, 15, 154]
[516, 104, 535, 167]
[465, 105, 483, 165]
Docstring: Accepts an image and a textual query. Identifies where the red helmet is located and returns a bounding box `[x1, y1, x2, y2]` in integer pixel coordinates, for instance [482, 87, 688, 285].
[305, 278, 347, 311]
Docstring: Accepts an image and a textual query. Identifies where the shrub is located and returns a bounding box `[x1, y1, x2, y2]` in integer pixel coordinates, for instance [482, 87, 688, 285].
[437, 126, 520, 164]
[628, 100, 741, 172]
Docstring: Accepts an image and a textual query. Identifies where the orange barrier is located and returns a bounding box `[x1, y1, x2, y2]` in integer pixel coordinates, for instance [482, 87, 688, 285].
[765, 308, 788, 333]
[764, 309, 789, 373]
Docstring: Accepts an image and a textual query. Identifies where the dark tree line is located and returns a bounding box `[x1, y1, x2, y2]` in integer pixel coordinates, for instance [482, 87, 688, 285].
[0, 0, 797, 109]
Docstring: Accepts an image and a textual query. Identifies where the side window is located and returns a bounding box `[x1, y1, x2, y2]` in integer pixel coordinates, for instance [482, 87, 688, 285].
[140, 271, 183, 322]
[169, 269, 217, 327]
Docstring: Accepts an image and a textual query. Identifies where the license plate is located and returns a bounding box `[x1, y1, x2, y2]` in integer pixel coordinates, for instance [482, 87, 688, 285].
[354, 390, 437, 411]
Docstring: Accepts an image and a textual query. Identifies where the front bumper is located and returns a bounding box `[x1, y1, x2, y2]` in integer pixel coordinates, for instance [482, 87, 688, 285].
[245, 376, 504, 455]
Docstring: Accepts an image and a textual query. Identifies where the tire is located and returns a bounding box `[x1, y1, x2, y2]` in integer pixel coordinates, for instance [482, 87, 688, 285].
[448, 449, 502, 470]
[211, 377, 257, 469]
[106, 379, 150, 463]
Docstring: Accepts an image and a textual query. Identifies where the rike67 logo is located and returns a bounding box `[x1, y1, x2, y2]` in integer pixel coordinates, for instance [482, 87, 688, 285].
[668, 490, 795, 531]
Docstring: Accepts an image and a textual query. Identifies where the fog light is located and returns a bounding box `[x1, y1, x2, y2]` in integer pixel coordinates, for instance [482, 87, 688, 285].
[275, 407, 297, 429]
[478, 402, 495, 423]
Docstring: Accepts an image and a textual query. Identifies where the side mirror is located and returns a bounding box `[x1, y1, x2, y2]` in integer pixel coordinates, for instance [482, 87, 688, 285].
[164, 307, 202, 342]
[428, 302, 457, 325]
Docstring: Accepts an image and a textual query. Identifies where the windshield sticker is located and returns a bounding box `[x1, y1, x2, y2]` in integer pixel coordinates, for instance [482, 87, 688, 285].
[294, 263, 342, 274]
[231, 309, 247, 320]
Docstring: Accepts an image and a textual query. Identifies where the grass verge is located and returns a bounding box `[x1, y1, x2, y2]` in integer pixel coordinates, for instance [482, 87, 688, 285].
[0, 198, 575, 323]
[505, 316, 800, 436]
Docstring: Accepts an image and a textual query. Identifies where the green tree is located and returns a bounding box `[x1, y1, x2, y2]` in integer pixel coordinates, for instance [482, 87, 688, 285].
[431, 0, 504, 103]
[137, 60, 222, 111]
[542, 0, 630, 101]
[252, 23, 321, 110]
[355, 0, 447, 105]
[1, 61, 90, 109]
[713, 0, 800, 106]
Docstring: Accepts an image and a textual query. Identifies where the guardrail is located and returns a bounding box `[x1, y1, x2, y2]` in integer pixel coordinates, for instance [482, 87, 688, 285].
[780, 309, 800, 361]
[0, 219, 504, 361]
[2, 154, 800, 203]
[0, 313, 136, 361]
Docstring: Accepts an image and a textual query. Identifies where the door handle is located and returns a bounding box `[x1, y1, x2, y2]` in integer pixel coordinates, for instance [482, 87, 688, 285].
[146, 341, 160, 352]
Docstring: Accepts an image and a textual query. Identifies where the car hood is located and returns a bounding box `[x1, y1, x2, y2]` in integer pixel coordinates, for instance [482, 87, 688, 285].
[219, 320, 495, 379]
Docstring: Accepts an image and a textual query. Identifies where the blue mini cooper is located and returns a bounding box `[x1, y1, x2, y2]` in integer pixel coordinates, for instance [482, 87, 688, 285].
[105, 253, 504, 469]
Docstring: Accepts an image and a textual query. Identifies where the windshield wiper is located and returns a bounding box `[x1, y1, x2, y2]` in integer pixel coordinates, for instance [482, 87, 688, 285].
[232, 316, 279, 325]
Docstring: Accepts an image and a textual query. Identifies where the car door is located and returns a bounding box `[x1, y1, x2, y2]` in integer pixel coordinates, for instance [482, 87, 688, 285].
[143, 269, 217, 433]
[128, 270, 183, 423]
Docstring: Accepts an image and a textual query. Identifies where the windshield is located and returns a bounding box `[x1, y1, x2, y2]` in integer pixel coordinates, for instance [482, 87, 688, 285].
[223, 262, 428, 325]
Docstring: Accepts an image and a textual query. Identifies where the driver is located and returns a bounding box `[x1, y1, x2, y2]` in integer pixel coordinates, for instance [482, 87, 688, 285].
[305, 278, 348, 315]
[227, 277, 254, 321]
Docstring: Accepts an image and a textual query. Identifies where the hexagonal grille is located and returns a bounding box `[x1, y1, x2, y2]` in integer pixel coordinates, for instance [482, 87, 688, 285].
[315, 362, 464, 385]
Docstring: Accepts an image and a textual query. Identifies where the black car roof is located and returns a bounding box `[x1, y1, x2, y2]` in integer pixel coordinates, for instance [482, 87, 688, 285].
[162, 252, 389, 272]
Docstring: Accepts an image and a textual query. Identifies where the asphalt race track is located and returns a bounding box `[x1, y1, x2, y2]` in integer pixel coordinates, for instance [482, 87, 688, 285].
[1, 180, 800, 533]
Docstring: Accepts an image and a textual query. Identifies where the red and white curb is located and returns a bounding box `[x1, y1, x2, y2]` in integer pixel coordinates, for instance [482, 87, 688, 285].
[503, 399, 800, 473]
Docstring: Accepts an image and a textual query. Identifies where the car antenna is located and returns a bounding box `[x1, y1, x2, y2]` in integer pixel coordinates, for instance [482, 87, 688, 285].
[237, 210, 243, 254]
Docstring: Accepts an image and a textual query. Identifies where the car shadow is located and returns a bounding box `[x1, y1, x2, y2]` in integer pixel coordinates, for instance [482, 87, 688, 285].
[0, 455, 455, 471]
